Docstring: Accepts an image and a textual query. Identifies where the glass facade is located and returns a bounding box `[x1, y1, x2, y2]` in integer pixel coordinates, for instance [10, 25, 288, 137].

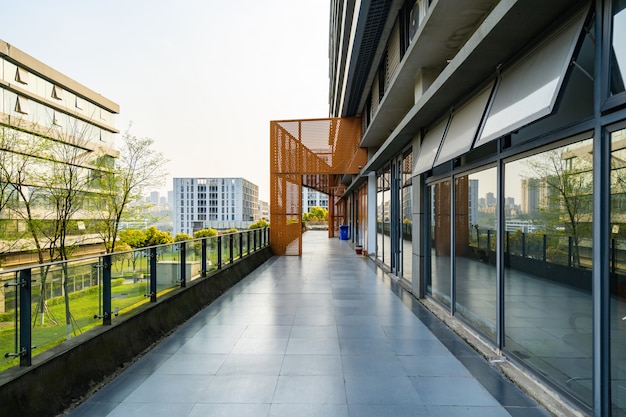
[428, 180, 451, 308]
[455, 167, 497, 340]
[611, 128, 626, 417]
[504, 138, 594, 406]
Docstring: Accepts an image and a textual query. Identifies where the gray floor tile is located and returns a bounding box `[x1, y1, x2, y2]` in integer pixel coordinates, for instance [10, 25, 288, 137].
[217, 354, 284, 375]
[280, 354, 343, 376]
[268, 404, 349, 417]
[188, 403, 271, 417]
[345, 376, 424, 405]
[200, 375, 278, 403]
[272, 375, 346, 404]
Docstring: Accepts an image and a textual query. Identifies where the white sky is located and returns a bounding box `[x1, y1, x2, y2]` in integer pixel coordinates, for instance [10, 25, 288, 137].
[0, 1, 331, 201]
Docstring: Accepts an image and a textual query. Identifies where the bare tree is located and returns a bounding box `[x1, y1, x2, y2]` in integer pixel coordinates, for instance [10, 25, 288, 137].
[526, 142, 593, 267]
[96, 126, 168, 253]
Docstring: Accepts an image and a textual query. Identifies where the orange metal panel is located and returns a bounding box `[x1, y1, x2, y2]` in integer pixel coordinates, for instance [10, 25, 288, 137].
[270, 118, 366, 255]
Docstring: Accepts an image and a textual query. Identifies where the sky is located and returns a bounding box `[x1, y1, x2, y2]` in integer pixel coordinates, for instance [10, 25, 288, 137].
[0, 1, 331, 201]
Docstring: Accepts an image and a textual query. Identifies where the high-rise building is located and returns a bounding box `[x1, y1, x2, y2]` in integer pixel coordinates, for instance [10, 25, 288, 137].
[172, 177, 259, 235]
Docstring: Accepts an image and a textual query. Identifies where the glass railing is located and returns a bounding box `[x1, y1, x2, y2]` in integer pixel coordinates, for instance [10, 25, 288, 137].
[0, 228, 269, 371]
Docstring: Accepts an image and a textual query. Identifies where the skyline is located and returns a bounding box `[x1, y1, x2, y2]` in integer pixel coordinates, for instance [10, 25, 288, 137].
[0, 1, 331, 201]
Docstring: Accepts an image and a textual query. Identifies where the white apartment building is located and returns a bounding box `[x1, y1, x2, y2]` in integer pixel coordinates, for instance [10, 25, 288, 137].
[302, 187, 328, 214]
[173, 177, 259, 235]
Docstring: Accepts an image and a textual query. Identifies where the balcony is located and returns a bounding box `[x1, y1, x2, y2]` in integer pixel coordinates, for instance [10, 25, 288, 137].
[1, 230, 553, 416]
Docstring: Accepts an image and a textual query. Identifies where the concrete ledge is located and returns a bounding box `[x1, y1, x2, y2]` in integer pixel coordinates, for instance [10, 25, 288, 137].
[0, 247, 273, 417]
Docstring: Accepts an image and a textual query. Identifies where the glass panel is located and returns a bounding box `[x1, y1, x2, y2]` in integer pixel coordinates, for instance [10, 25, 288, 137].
[611, 0, 626, 96]
[377, 173, 385, 263]
[504, 137, 593, 407]
[611, 128, 626, 417]
[476, 10, 586, 147]
[156, 244, 180, 294]
[382, 169, 391, 267]
[206, 237, 219, 273]
[111, 249, 150, 315]
[402, 152, 413, 281]
[428, 179, 452, 308]
[0, 271, 19, 371]
[31, 258, 102, 360]
[455, 167, 497, 340]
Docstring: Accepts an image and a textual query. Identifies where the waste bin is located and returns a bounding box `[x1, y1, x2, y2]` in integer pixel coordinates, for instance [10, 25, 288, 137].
[339, 225, 349, 240]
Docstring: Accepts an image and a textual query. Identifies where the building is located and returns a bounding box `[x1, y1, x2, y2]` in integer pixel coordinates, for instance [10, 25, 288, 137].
[271, 1, 626, 415]
[302, 187, 329, 213]
[0, 39, 119, 256]
[172, 177, 259, 235]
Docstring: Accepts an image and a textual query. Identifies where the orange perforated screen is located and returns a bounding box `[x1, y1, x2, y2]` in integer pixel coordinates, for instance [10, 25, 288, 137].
[270, 117, 366, 255]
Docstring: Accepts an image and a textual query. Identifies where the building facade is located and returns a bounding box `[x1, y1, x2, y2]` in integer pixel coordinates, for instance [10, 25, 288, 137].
[0, 40, 119, 256]
[302, 187, 329, 213]
[172, 177, 259, 235]
[327, 1, 626, 415]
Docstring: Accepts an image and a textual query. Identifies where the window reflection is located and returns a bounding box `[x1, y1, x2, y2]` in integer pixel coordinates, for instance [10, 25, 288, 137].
[428, 179, 451, 307]
[610, 128, 626, 417]
[455, 167, 497, 340]
[377, 169, 391, 264]
[402, 152, 413, 281]
[611, 0, 626, 95]
[504, 138, 593, 407]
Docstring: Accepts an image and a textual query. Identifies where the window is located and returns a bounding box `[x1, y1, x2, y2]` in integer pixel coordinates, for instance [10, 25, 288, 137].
[15, 67, 29, 85]
[15, 96, 29, 114]
[51, 85, 63, 101]
[75, 96, 84, 110]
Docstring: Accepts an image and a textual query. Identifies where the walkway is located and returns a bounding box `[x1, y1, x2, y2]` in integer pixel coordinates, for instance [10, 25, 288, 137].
[67, 231, 550, 417]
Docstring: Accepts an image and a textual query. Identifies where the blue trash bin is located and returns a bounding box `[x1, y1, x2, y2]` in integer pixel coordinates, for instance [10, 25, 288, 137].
[339, 225, 349, 240]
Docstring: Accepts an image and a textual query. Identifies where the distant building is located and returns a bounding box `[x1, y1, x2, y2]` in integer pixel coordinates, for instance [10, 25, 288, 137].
[258, 200, 269, 220]
[172, 177, 259, 235]
[302, 187, 329, 213]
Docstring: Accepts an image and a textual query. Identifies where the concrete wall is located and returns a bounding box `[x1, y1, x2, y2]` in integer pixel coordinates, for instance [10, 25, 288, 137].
[0, 247, 273, 417]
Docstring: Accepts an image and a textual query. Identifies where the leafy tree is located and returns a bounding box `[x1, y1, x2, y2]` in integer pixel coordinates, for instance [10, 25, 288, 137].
[174, 232, 192, 242]
[119, 228, 147, 249]
[194, 228, 218, 238]
[96, 125, 168, 253]
[222, 228, 238, 234]
[249, 219, 268, 229]
[144, 226, 173, 246]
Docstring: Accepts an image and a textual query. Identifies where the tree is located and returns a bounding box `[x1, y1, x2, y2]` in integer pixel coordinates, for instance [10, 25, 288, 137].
[526, 142, 593, 267]
[96, 126, 168, 253]
[249, 219, 268, 229]
[119, 228, 147, 249]
[193, 228, 218, 238]
[174, 232, 192, 242]
[144, 226, 173, 246]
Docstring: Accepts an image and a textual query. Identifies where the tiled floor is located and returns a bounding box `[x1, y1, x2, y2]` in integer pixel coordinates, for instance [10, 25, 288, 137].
[67, 231, 550, 417]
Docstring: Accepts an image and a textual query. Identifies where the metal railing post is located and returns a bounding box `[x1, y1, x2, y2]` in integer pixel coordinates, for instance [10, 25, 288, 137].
[149, 247, 157, 302]
[229, 234, 234, 264]
[217, 236, 222, 270]
[247, 231, 251, 254]
[239, 232, 243, 258]
[543, 234, 548, 262]
[179, 243, 186, 287]
[201, 238, 207, 277]
[20, 269, 32, 366]
[102, 255, 112, 325]
[521, 232, 526, 258]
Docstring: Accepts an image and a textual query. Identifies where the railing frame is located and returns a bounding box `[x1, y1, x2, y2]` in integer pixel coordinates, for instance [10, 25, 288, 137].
[1, 228, 270, 368]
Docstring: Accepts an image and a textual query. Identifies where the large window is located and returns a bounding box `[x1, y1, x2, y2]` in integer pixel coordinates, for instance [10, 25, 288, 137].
[455, 167, 497, 340]
[377, 169, 391, 264]
[428, 180, 451, 308]
[610, 128, 626, 417]
[402, 152, 413, 281]
[504, 137, 593, 407]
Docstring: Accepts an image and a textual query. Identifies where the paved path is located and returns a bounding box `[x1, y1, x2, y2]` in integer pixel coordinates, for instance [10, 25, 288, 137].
[67, 231, 549, 417]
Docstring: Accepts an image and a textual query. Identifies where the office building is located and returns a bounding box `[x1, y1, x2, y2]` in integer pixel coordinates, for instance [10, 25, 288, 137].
[0, 39, 119, 255]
